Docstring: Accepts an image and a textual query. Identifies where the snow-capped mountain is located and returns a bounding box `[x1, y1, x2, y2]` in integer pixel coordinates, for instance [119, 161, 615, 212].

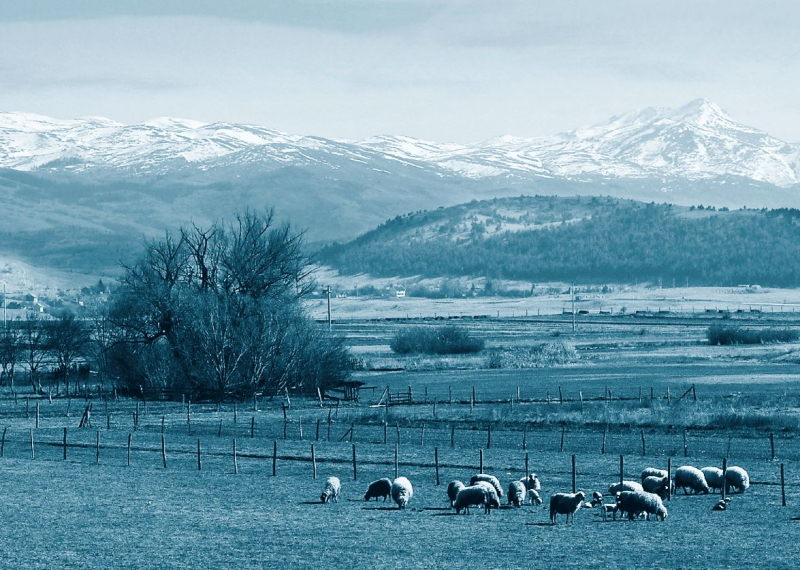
[1, 99, 798, 186]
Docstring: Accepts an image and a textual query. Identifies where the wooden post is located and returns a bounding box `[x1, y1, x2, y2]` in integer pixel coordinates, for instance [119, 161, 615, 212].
[253, 392, 258, 411]
[638, 386, 642, 403]
[434, 447, 440, 486]
[396, 422, 400, 445]
[640, 429, 646, 456]
[187, 401, 191, 425]
[470, 387, 474, 413]
[327, 414, 332, 441]
[516, 385, 521, 402]
[161, 434, 167, 468]
[394, 443, 399, 479]
[233, 439, 238, 475]
[479, 448, 484, 473]
[161, 416, 165, 434]
[127, 434, 132, 467]
[601, 426, 607, 454]
[721, 457, 727, 500]
[579, 391, 583, 406]
[450, 424, 455, 448]
[251, 417, 255, 439]
[272, 440, 277, 476]
[560, 426, 565, 452]
[433, 398, 437, 418]
[770, 432, 775, 460]
[522, 425, 527, 451]
[30, 428, 34, 459]
[197, 438, 201, 471]
[234, 402, 238, 424]
[571, 454, 576, 493]
[383, 422, 387, 445]
[299, 417, 303, 440]
[352, 444, 357, 481]
[349, 423, 354, 443]
[692, 383, 697, 402]
[95, 430, 100, 464]
[218, 419, 222, 438]
[683, 429, 688, 457]
[619, 455, 624, 484]
[726, 436, 732, 458]
[1, 426, 6, 458]
[667, 387, 671, 404]
[558, 386, 563, 404]
[107, 414, 111, 430]
[781, 463, 786, 506]
[667, 457, 672, 502]
[420, 423, 425, 446]
[25, 397, 29, 419]
[650, 387, 654, 400]
[525, 452, 529, 478]
[487, 425, 491, 449]
[311, 444, 317, 479]
[448, 385, 452, 404]
[35, 403, 39, 429]
[336, 400, 339, 419]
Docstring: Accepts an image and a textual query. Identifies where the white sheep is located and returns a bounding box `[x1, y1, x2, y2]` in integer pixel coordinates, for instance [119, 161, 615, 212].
[521, 473, 542, 492]
[640, 467, 668, 482]
[475, 481, 501, 509]
[320, 476, 341, 504]
[447, 480, 466, 507]
[364, 478, 393, 502]
[549, 491, 586, 524]
[453, 485, 498, 514]
[526, 489, 543, 506]
[701, 467, 725, 493]
[391, 477, 414, 509]
[590, 491, 604, 507]
[674, 466, 709, 495]
[642, 475, 670, 499]
[616, 490, 668, 521]
[597, 503, 619, 522]
[608, 480, 644, 495]
[470, 474, 504, 497]
[725, 466, 750, 494]
[508, 481, 527, 507]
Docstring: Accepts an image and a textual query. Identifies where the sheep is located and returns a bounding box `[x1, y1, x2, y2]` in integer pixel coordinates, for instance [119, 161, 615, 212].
[642, 476, 670, 500]
[508, 481, 527, 507]
[391, 477, 413, 509]
[364, 478, 392, 502]
[549, 491, 585, 524]
[590, 491, 604, 507]
[712, 500, 727, 511]
[521, 473, 542, 492]
[447, 480, 466, 507]
[453, 485, 498, 514]
[608, 480, 644, 495]
[470, 474, 504, 497]
[320, 476, 341, 504]
[616, 490, 668, 521]
[725, 466, 750, 494]
[674, 466, 709, 495]
[475, 481, 502, 509]
[597, 503, 619, 522]
[701, 467, 725, 493]
[526, 489, 543, 506]
[640, 468, 668, 483]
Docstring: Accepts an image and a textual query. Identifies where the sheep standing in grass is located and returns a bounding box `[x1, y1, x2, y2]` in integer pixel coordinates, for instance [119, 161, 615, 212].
[470, 474, 504, 498]
[701, 467, 725, 493]
[526, 489, 543, 506]
[447, 480, 466, 507]
[725, 466, 750, 494]
[640, 468, 668, 482]
[391, 477, 414, 509]
[364, 478, 392, 502]
[608, 481, 644, 495]
[453, 485, 498, 514]
[674, 466, 709, 495]
[642, 476, 670, 500]
[475, 481, 501, 509]
[590, 491, 604, 507]
[598, 503, 619, 521]
[522, 474, 542, 492]
[549, 492, 586, 524]
[321, 477, 341, 504]
[508, 481, 527, 507]
[616, 491, 668, 521]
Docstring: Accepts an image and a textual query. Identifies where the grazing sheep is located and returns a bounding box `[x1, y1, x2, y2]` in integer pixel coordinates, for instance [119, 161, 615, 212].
[470, 474, 504, 497]
[526, 489, 542, 506]
[453, 485, 498, 514]
[391, 477, 414, 509]
[521, 473, 542, 492]
[725, 466, 750, 494]
[608, 481, 644, 495]
[508, 481, 527, 507]
[475, 481, 502, 509]
[447, 480, 466, 507]
[642, 476, 670, 500]
[320, 476, 341, 504]
[640, 468, 668, 482]
[616, 491, 668, 521]
[549, 492, 586, 525]
[598, 503, 619, 522]
[590, 491, 604, 507]
[701, 467, 725, 493]
[674, 466, 709, 495]
[364, 478, 392, 502]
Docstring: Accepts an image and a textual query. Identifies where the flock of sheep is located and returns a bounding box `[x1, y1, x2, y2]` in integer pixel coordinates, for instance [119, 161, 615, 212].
[318, 463, 750, 523]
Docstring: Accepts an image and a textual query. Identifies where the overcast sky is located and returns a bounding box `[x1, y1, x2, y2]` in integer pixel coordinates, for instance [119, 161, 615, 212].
[0, 0, 798, 142]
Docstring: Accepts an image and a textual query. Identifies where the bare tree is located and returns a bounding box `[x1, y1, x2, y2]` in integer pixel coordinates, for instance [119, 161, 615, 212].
[20, 312, 48, 394]
[49, 312, 91, 396]
[0, 321, 20, 390]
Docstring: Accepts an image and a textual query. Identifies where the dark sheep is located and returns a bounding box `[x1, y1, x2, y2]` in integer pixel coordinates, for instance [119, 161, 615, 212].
[364, 478, 392, 502]
[549, 492, 586, 525]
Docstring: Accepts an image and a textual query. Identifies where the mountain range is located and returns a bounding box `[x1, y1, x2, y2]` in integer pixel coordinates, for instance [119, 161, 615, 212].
[0, 99, 798, 281]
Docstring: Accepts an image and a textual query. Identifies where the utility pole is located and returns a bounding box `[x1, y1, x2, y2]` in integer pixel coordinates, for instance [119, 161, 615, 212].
[571, 284, 576, 333]
[3, 283, 5, 328]
[326, 286, 332, 330]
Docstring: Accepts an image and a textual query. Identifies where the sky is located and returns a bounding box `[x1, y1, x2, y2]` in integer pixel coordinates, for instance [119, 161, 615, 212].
[0, 0, 798, 143]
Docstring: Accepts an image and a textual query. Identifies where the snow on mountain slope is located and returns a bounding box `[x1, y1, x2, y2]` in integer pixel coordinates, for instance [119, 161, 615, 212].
[0, 100, 798, 187]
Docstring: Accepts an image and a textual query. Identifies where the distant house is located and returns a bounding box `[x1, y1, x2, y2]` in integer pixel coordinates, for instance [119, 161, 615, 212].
[396, 289, 406, 298]
[24, 294, 38, 305]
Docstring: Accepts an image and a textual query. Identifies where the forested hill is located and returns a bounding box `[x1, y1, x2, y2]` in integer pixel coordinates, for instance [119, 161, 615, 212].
[317, 196, 800, 286]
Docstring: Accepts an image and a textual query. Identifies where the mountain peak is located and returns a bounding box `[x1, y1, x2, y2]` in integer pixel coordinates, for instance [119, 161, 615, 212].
[668, 98, 731, 125]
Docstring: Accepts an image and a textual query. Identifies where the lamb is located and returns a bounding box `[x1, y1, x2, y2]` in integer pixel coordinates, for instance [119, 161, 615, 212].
[598, 503, 619, 522]
[642, 476, 670, 499]
[725, 466, 750, 494]
[447, 480, 466, 507]
[674, 466, 709, 495]
[453, 485, 499, 514]
[590, 491, 604, 507]
[508, 481, 527, 507]
[521, 473, 542, 492]
[608, 480, 644, 495]
[364, 478, 392, 502]
[470, 474, 504, 497]
[475, 481, 502, 509]
[391, 476, 414, 509]
[616, 490, 668, 521]
[320, 476, 341, 504]
[640, 468, 668, 482]
[701, 467, 725, 493]
[526, 489, 543, 506]
[549, 491, 586, 524]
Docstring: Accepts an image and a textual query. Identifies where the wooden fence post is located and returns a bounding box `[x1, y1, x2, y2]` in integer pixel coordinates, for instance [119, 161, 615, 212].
[161, 416, 165, 434]
[251, 417, 255, 439]
[619, 455, 624, 484]
[571, 454, 576, 493]
[433, 398, 437, 418]
[558, 386, 563, 404]
[667, 387, 671, 404]
[197, 439, 201, 471]
[29, 428, 34, 460]
[311, 444, 317, 479]
[721, 457, 727, 500]
[522, 425, 527, 451]
[448, 386, 452, 404]
[218, 420, 223, 438]
[273, 440, 277, 476]
[479, 449, 484, 473]
[394, 444, 399, 479]
[434, 447, 440, 485]
[95, 430, 100, 464]
[487, 425, 491, 449]
[35, 403, 39, 429]
[601, 426, 607, 454]
[127, 434, 132, 467]
[234, 402, 238, 424]
[299, 417, 303, 441]
[683, 429, 688, 457]
[1, 426, 6, 458]
[420, 423, 425, 446]
[63, 427, 68, 460]
[25, 397, 29, 419]
[396, 423, 400, 446]
[233, 439, 238, 474]
[650, 387, 654, 400]
[316, 419, 320, 442]
[641, 429, 646, 456]
[161, 434, 167, 468]
[525, 452, 529, 477]
[450, 424, 455, 448]
[107, 414, 111, 430]
[560, 426, 565, 452]
[383, 422, 387, 445]
[349, 423, 354, 443]
[667, 457, 672, 502]
[781, 463, 786, 506]
[770, 432, 775, 460]
[352, 444, 357, 481]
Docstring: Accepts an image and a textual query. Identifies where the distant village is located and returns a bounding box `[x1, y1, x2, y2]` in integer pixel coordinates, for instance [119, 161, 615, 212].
[1, 279, 110, 320]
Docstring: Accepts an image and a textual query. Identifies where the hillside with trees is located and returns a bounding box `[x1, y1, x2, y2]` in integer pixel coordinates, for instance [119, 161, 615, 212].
[319, 196, 800, 286]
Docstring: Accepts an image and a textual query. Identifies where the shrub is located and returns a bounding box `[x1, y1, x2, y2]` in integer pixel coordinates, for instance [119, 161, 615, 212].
[707, 325, 799, 345]
[487, 340, 578, 368]
[390, 326, 485, 355]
